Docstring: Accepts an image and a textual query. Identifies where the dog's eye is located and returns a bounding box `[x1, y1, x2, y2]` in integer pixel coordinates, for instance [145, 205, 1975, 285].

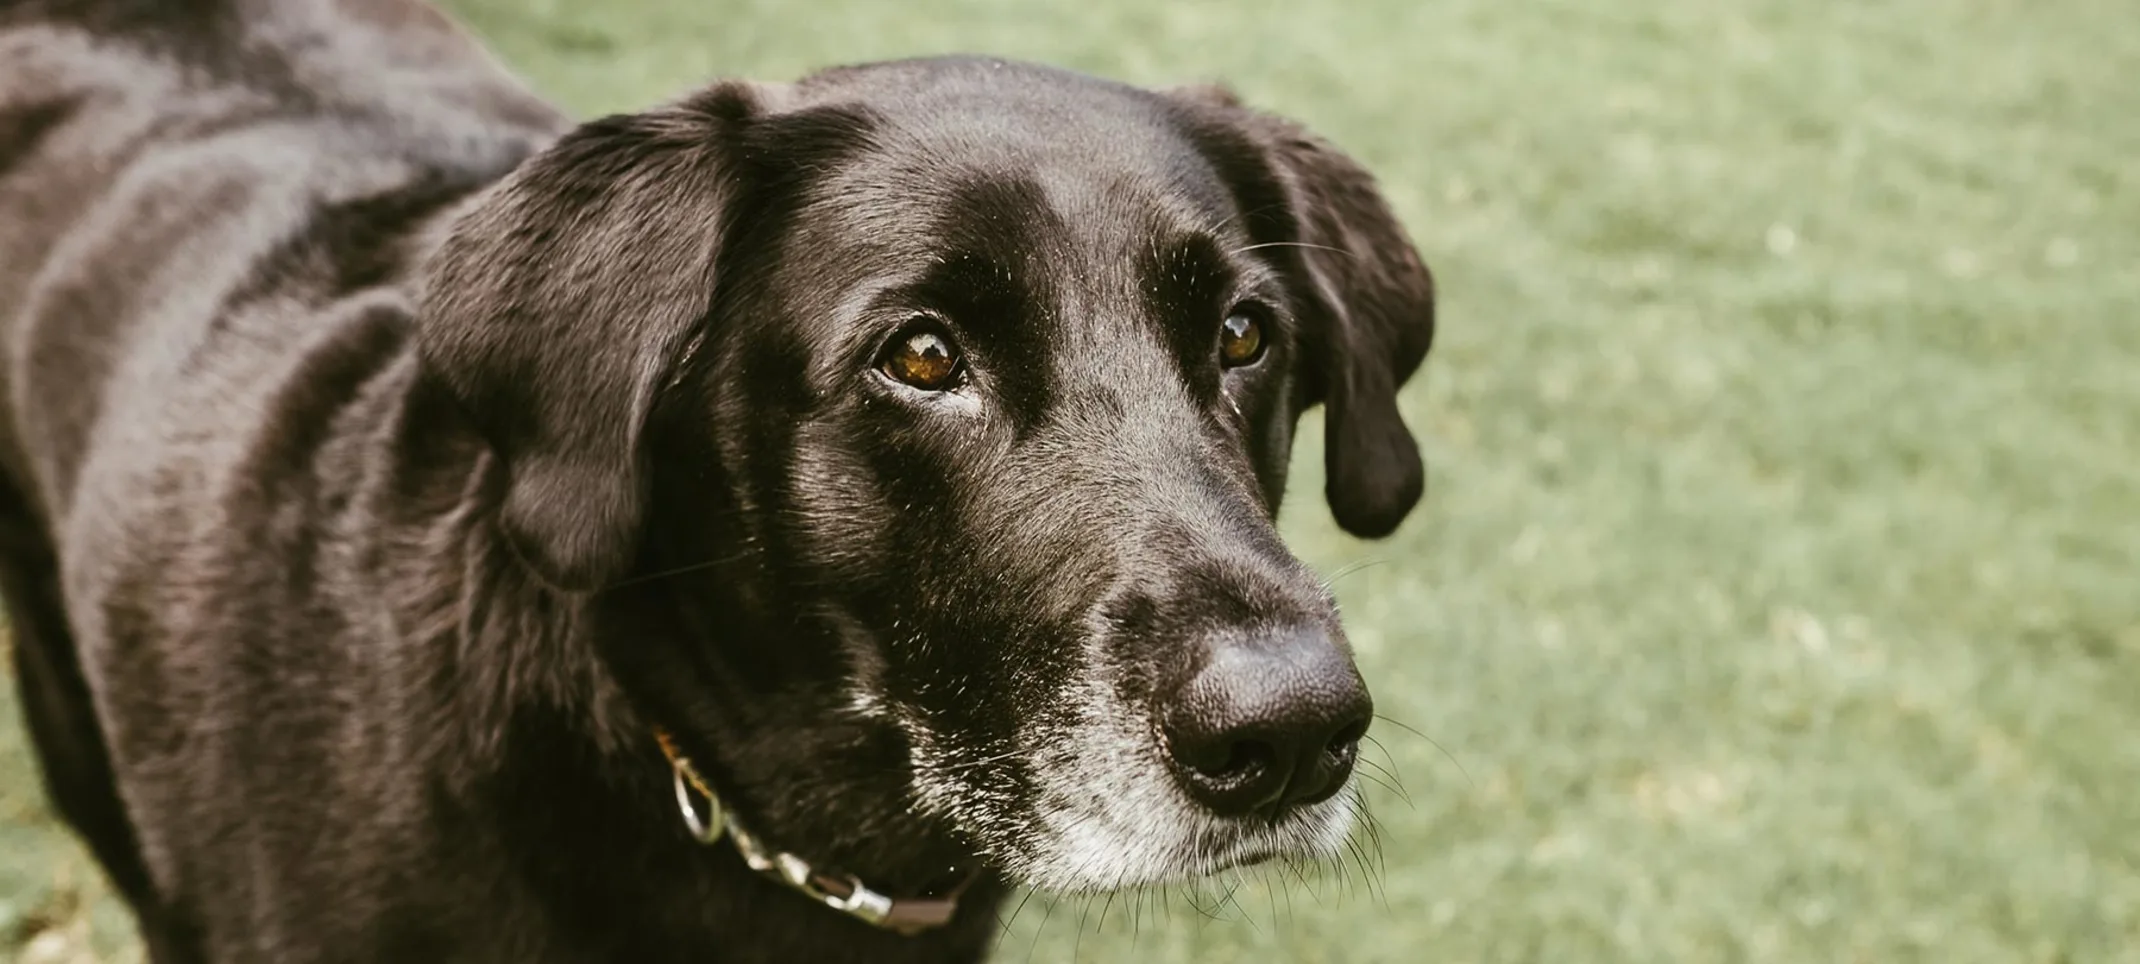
[879, 323, 964, 391]
[1219, 309, 1266, 367]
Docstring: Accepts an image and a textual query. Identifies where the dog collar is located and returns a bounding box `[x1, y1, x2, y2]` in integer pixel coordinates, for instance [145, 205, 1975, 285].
[651, 728, 975, 936]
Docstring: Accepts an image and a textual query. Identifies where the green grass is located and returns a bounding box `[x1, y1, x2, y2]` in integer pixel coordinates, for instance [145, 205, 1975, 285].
[6, 0, 2137, 960]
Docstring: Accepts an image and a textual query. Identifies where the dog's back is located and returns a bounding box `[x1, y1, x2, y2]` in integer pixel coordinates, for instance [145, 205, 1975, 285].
[0, 2, 565, 957]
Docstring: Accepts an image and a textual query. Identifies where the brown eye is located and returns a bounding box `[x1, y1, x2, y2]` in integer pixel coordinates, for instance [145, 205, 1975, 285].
[1219, 309, 1265, 367]
[879, 323, 963, 391]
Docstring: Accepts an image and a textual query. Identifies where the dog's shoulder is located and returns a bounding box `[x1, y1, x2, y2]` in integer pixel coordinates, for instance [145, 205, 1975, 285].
[0, 0, 567, 522]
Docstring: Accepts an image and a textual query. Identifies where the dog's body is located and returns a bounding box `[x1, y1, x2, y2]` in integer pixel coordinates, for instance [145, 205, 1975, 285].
[0, 1, 1435, 961]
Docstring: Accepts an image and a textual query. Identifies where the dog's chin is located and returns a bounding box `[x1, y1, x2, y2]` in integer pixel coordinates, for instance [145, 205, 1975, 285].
[992, 773, 1362, 895]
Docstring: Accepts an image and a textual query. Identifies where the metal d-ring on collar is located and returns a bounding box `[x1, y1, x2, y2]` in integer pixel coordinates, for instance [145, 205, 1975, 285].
[653, 728, 974, 936]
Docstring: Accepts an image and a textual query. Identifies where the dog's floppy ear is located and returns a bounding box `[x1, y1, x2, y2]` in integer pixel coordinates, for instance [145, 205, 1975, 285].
[417, 85, 769, 591]
[1168, 85, 1436, 539]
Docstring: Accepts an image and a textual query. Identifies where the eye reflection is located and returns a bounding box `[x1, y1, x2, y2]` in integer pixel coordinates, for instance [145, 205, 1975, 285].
[1219, 309, 1265, 367]
[880, 324, 963, 391]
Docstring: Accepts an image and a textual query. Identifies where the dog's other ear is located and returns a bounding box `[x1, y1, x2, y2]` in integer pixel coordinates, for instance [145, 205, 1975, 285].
[417, 85, 768, 591]
[1168, 84, 1436, 539]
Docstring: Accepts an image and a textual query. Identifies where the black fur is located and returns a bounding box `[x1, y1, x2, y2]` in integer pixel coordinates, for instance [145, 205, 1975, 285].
[0, 1, 1437, 961]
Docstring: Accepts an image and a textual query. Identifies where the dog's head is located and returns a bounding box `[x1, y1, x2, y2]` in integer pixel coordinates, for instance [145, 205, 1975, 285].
[419, 57, 1433, 893]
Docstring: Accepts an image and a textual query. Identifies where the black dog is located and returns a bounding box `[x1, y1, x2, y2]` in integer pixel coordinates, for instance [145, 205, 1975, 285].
[0, 0, 1435, 960]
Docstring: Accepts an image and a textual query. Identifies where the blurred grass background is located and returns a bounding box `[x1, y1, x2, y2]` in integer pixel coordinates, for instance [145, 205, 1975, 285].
[5, 0, 2136, 960]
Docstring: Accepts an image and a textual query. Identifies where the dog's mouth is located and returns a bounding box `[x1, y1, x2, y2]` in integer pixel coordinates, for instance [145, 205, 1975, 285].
[1178, 818, 1347, 879]
[1205, 843, 1291, 874]
[1001, 773, 1362, 894]
[908, 692, 1364, 895]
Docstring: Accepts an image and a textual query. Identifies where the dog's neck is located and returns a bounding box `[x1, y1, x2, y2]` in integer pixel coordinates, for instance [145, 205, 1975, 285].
[355, 375, 1006, 954]
[590, 554, 993, 895]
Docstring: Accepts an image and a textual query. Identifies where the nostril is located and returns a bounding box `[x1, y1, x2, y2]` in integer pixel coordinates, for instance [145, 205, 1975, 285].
[1167, 722, 1275, 781]
[1328, 718, 1369, 755]
[1198, 741, 1275, 792]
[1283, 716, 1369, 807]
[1166, 726, 1291, 817]
[1318, 720, 1366, 771]
[1203, 738, 1274, 784]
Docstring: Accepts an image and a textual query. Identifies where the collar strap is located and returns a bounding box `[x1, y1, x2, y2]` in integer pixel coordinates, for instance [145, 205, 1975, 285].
[652, 728, 975, 936]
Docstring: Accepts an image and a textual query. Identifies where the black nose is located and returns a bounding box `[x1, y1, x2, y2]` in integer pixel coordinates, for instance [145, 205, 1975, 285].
[1161, 627, 1373, 818]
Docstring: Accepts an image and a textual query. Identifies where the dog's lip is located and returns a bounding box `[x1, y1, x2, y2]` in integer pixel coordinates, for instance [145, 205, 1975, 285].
[1215, 848, 1283, 872]
[1190, 824, 1310, 876]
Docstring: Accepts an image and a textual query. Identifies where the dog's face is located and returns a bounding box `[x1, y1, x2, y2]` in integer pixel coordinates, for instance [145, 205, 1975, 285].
[420, 58, 1433, 893]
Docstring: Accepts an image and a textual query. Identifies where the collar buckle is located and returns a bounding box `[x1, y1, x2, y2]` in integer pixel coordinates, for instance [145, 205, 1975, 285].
[668, 758, 725, 843]
[654, 728, 970, 936]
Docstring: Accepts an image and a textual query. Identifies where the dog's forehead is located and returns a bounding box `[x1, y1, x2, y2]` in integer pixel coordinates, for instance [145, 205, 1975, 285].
[765, 61, 1272, 408]
[800, 56, 1194, 149]
[793, 62, 1241, 242]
